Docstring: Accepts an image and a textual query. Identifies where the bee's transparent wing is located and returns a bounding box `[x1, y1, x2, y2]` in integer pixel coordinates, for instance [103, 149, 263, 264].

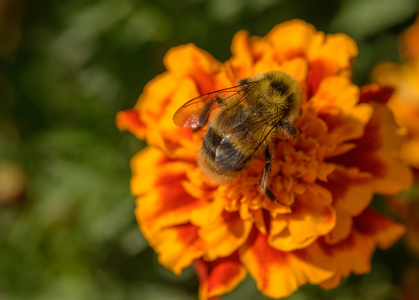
[214, 93, 254, 133]
[173, 84, 251, 130]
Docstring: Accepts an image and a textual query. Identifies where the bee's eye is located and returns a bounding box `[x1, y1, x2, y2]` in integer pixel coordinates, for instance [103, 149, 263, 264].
[238, 78, 249, 85]
[270, 80, 289, 95]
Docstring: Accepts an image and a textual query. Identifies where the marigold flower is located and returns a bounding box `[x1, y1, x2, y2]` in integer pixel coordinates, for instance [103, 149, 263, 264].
[118, 20, 412, 299]
[371, 16, 419, 258]
[372, 17, 419, 169]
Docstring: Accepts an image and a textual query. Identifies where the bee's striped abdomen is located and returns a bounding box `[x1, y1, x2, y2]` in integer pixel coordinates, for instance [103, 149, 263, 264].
[199, 126, 249, 181]
[202, 127, 222, 160]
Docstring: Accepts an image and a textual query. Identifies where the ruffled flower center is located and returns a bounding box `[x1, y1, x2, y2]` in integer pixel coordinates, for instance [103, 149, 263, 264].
[203, 105, 336, 222]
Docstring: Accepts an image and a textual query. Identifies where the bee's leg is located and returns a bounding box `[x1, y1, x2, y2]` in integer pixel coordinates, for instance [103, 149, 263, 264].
[279, 121, 297, 136]
[259, 146, 276, 202]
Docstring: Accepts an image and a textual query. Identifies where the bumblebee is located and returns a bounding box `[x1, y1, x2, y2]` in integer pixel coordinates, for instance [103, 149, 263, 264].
[173, 71, 302, 202]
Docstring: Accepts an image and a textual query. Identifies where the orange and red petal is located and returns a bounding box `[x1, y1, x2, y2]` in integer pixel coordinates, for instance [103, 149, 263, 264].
[266, 20, 357, 93]
[367, 103, 413, 194]
[320, 207, 405, 289]
[116, 109, 147, 140]
[354, 207, 406, 250]
[146, 77, 201, 158]
[269, 185, 336, 251]
[322, 166, 373, 244]
[129, 46, 224, 157]
[194, 252, 247, 300]
[130, 147, 173, 195]
[199, 211, 253, 260]
[240, 229, 335, 299]
[263, 20, 357, 96]
[136, 72, 178, 124]
[331, 102, 413, 195]
[141, 77, 201, 158]
[359, 84, 394, 105]
[324, 208, 353, 245]
[146, 223, 205, 275]
[325, 165, 372, 216]
[132, 148, 207, 233]
[124, 72, 197, 156]
[164, 44, 221, 95]
[117, 18, 413, 299]
[310, 77, 373, 147]
[306, 34, 358, 93]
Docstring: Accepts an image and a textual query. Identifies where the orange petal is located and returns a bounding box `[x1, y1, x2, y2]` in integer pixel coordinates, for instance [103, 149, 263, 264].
[132, 148, 206, 233]
[116, 109, 146, 139]
[128, 72, 197, 156]
[324, 158, 404, 244]
[311, 77, 373, 147]
[130, 147, 172, 195]
[322, 166, 373, 244]
[240, 229, 335, 299]
[147, 76, 199, 158]
[147, 223, 205, 275]
[401, 16, 419, 60]
[194, 252, 247, 299]
[269, 185, 336, 251]
[253, 208, 268, 234]
[230, 30, 254, 79]
[359, 84, 394, 105]
[370, 62, 402, 87]
[136, 72, 178, 122]
[251, 38, 278, 75]
[199, 211, 253, 260]
[324, 208, 353, 245]
[402, 138, 419, 169]
[367, 102, 412, 195]
[320, 207, 405, 289]
[307, 34, 358, 93]
[127, 45, 224, 157]
[266, 19, 319, 62]
[332, 102, 413, 195]
[164, 44, 221, 95]
[324, 165, 372, 216]
[265, 20, 357, 95]
[183, 169, 225, 228]
[278, 57, 309, 86]
[354, 207, 406, 250]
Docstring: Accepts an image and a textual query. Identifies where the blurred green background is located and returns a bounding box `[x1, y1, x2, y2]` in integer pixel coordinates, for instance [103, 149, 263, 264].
[1, 0, 419, 299]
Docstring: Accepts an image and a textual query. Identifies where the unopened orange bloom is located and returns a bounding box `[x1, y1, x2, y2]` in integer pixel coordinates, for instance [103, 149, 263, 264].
[118, 20, 412, 299]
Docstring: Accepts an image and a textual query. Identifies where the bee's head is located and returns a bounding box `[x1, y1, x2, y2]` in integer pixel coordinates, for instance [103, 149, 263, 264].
[265, 71, 290, 98]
